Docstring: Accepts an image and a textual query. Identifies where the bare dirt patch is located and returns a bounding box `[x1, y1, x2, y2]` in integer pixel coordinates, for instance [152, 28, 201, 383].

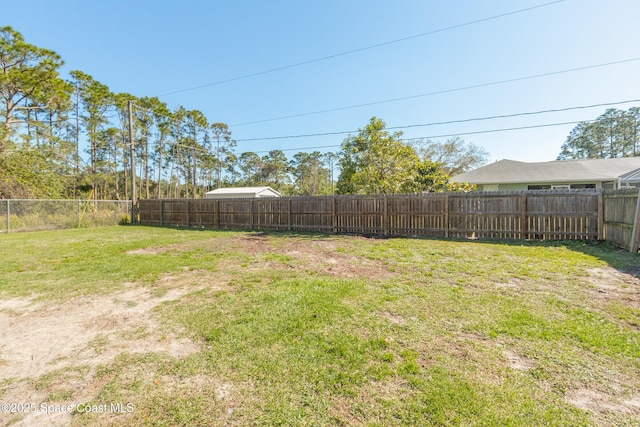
[0, 274, 217, 427]
[494, 277, 525, 290]
[503, 349, 533, 371]
[225, 234, 398, 280]
[587, 267, 640, 309]
[0, 296, 43, 314]
[229, 233, 274, 255]
[381, 311, 410, 326]
[126, 233, 398, 282]
[126, 247, 166, 255]
[157, 269, 233, 290]
[565, 388, 640, 418]
[125, 243, 189, 255]
[331, 377, 417, 426]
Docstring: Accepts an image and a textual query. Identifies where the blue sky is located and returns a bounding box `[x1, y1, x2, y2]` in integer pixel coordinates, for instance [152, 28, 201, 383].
[4, 0, 640, 163]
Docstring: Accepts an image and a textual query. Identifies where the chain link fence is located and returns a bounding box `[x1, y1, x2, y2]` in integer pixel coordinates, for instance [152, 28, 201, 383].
[0, 199, 131, 233]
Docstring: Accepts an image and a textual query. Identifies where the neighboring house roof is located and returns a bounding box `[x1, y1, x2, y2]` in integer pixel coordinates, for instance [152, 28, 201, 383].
[451, 158, 640, 185]
[204, 186, 281, 198]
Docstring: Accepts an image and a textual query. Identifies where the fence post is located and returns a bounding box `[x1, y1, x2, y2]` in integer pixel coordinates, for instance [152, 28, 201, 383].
[520, 193, 528, 240]
[186, 199, 190, 228]
[216, 200, 220, 229]
[597, 190, 604, 241]
[383, 195, 389, 236]
[6, 200, 9, 234]
[288, 198, 292, 231]
[444, 194, 449, 238]
[77, 200, 82, 227]
[332, 196, 337, 234]
[160, 200, 164, 226]
[629, 190, 640, 253]
[250, 199, 254, 230]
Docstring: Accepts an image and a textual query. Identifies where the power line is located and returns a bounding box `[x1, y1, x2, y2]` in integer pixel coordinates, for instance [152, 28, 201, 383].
[126, 97, 640, 157]
[231, 57, 640, 126]
[402, 120, 588, 141]
[14, 117, 79, 125]
[130, 102, 179, 122]
[22, 97, 638, 159]
[251, 119, 593, 154]
[157, 0, 565, 97]
[253, 144, 340, 154]
[130, 58, 640, 138]
[172, 142, 213, 155]
[235, 99, 640, 142]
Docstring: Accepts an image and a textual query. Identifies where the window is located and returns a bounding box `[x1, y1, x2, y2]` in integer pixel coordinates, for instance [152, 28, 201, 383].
[570, 183, 596, 189]
[527, 183, 597, 190]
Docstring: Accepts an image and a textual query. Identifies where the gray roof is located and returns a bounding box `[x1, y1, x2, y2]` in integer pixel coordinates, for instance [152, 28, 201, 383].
[204, 186, 281, 197]
[451, 158, 640, 184]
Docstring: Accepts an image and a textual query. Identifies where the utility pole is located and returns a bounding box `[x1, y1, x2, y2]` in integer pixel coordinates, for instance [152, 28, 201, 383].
[128, 100, 137, 224]
[192, 146, 197, 199]
[74, 83, 80, 199]
[331, 160, 334, 196]
[324, 152, 336, 196]
[633, 115, 638, 156]
[217, 137, 222, 189]
[192, 125, 198, 199]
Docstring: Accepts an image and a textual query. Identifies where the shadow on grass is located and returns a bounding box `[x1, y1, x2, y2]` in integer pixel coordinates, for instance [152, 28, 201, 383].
[470, 238, 640, 277]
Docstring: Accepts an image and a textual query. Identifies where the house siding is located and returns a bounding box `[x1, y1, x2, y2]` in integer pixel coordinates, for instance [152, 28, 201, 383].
[477, 182, 610, 191]
[451, 158, 640, 191]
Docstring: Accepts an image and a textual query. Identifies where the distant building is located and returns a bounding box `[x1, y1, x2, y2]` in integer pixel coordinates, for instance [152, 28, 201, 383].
[204, 186, 281, 199]
[450, 158, 640, 191]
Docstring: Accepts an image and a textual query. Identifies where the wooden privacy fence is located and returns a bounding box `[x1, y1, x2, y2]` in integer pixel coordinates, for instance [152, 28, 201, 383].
[138, 189, 640, 251]
[603, 189, 640, 252]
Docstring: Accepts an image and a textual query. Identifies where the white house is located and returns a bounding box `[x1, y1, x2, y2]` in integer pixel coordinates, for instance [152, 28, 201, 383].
[204, 186, 281, 199]
[451, 158, 640, 191]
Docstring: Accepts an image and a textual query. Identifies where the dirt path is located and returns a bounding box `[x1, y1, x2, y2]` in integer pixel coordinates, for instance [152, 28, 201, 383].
[0, 281, 201, 426]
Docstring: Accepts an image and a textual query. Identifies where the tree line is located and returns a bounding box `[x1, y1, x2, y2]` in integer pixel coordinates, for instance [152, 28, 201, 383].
[0, 26, 488, 200]
[558, 107, 640, 160]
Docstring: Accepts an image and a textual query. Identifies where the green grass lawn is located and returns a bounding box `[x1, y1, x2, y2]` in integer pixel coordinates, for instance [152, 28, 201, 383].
[1, 226, 639, 426]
